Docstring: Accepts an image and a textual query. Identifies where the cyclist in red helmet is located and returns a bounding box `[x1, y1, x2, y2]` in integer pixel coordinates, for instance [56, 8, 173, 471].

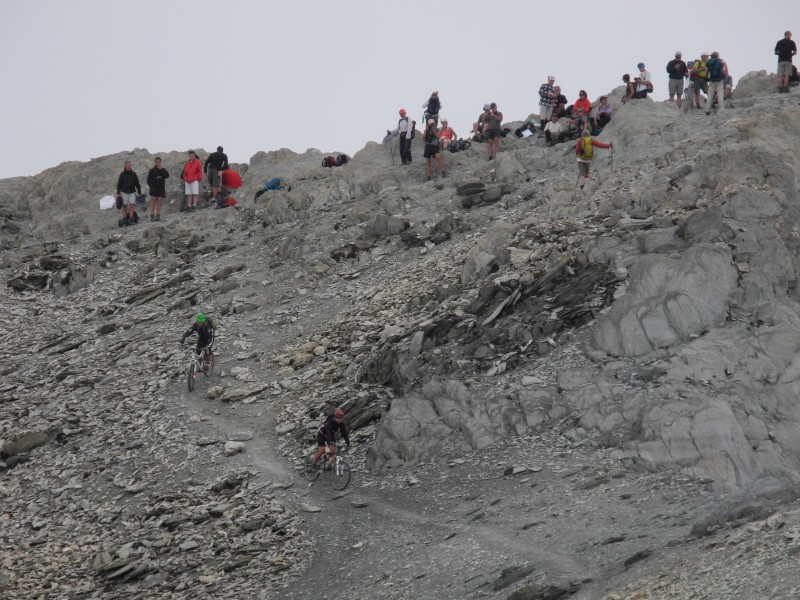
[311, 408, 350, 468]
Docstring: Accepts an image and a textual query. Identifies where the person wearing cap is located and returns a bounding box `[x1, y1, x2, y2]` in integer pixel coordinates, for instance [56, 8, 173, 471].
[633, 63, 652, 99]
[484, 102, 503, 160]
[472, 103, 491, 139]
[438, 119, 458, 150]
[387, 108, 414, 165]
[204, 146, 229, 207]
[705, 51, 728, 114]
[666, 52, 688, 108]
[538, 76, 556, 131]
[690, 54, 710, 109]
[590, 96, 613, 132]
[422, 118, 445, 181]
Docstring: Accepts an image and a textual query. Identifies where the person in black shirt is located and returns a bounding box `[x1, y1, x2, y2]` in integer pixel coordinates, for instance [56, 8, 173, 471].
[775, 31, 797, 92]
[146, 157, 169, 222]
[204, 146, 229, 204]
[116, 160, 142, 227]
[311, 409, 350, 468]
[180, 313, 215, 365]
[666, 51, 688, 108]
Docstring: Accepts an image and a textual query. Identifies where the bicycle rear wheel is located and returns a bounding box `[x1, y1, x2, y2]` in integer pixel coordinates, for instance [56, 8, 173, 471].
[304, 456, 321, 482]
[187, 362, 196, 392]
[330, 458, 352, 491]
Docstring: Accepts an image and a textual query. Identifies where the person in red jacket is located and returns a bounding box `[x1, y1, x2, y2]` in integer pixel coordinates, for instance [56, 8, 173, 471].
[182, 150, 203, 211]
[575, 130, 613, 189]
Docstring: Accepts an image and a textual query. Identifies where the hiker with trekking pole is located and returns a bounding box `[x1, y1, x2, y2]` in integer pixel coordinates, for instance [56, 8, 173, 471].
[575, 128, 613, 189]
[386, 108, 415, 166]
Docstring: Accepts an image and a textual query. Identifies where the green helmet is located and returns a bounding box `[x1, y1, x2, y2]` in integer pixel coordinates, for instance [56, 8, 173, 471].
[195, 313, 206, 324]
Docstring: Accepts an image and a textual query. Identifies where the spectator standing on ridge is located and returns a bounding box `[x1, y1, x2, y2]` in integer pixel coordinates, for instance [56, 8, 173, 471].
[423, 91, 441, 128]
[387, 108, 414, 166]
[634, 62, 652, 99]
[690, 53, 710, 109]
[590, 96, 613, 132]
[621, 74, 635, 104]
[484, 102, 503, 160]
[538, 76, 556, 131]
[553, 86, 568, 118]
[182, 150, 203, 212]
[204, 146, 228, 205]
[544, 113, 565, 146]
[438, 119, 458, 150]
[775, 31, 797, 93]
[705, 51, 728, 114]
[422, 119, 445, 181]
[666, 51, 688, 108]
[146, 157, 169, 222]
[116, 160, 142, 227]
[575, 129, 613, 189]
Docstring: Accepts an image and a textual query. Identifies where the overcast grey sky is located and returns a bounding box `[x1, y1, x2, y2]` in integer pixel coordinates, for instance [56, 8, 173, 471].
[0, 0, 794, 180]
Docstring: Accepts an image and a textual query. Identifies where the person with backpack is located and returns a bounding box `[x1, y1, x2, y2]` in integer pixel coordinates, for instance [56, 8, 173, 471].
[634, 63, 652, 99]
[438, 119, 458, 150]
[387, 108, 414, 165]
[115, 160, 142, 227]
[705, 51, 728, 114]
[310, 408, 350, 469]
[423, 119, 446, 181]
[666, 51, 688, 108]
[146, 157, 169, 222]
[181, 150, 203, 212]
[775, 31, 797, 93]
[204, 146, 229, 206]
[690, 54, 710, 110]
[180, 312, 215, 366]
[575, 129, 613, 189]
[422, 91, 441, 128]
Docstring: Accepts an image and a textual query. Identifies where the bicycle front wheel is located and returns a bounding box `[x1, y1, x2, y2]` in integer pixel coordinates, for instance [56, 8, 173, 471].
[330, 458, 352, 491]
[203, 352, 214, 377]
[304, 456, 321, 482]
[188, 362, 196, 392]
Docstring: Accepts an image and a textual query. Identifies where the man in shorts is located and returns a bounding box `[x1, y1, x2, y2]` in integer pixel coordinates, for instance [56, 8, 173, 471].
[666, 51, 688, 108]
[182, 150, 203, 211]
[538, 76, 556, 132]
[204, 146, 229, 205]
[116, 160, 142, 227]
[484, 102, 503, 160]
[775, 31, 797, 93]
[691, 54, 710, 109]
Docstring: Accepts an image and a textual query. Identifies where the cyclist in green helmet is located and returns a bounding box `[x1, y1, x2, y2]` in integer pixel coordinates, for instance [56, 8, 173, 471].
[180, 313, 214, 363]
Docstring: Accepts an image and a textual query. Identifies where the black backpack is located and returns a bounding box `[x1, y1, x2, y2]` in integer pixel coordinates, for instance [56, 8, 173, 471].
[336, 154, 350, 166]
[448, 139, 472, 153]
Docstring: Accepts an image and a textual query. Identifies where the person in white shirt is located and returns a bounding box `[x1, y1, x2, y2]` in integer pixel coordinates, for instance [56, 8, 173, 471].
[634, 62, 652, 99]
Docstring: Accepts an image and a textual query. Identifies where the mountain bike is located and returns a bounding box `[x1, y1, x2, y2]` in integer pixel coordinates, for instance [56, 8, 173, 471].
[186, 346, 214, 392]
[304, 442, 352, 491]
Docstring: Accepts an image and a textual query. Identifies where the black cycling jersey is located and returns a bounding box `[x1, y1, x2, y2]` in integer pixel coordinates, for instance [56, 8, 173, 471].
[317, 415, 350, 445]
[181, 322, 214, 348]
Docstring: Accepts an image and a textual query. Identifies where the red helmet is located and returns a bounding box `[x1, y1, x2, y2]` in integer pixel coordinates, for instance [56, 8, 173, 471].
[399, 109, 406, 116]
[334, 409, 344, 417]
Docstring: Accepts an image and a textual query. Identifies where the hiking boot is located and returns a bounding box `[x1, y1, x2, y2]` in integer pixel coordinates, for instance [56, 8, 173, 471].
[427, 176, 431, 182]
[441, 171, 447, 178]
[123, 218, 129, 227]
[150, 215, 155, 222]
[155, 215, 161, 221]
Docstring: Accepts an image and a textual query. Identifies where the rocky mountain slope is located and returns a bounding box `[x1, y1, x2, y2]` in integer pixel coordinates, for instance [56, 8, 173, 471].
[3, 72, 800, 599]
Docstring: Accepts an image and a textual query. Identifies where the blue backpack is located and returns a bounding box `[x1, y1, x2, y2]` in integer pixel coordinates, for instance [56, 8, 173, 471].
[264, 177, 282, 191]
[706, 57, 724, 82]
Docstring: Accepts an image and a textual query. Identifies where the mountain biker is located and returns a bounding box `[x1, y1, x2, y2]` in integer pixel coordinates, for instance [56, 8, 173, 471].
[180, 313, 214, 364]
[311, 409, 350, 469]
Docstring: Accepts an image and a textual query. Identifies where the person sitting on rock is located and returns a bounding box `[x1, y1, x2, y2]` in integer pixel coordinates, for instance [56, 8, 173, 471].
[423, 119, 446, 181]
[590, 96, 614, 132]
[621, 74, 635, 104]
[472, 103, 491, 140]
[310, 409, 350, 468]
[180, 313, 214, 365]
[570, 90, 591, 117]
[438, 119, 458, 150]
[553, 86, 569, 118]
[543, 113, 565, 146]
[575, 129, 613, 189]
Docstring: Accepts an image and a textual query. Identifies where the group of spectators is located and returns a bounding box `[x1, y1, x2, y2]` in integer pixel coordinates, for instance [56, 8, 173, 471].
[114, 147, 231, 227]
